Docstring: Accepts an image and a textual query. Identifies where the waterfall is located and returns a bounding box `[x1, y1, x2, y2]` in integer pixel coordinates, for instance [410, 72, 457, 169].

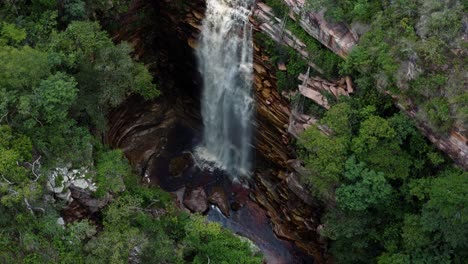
[196, 0, 254, 178]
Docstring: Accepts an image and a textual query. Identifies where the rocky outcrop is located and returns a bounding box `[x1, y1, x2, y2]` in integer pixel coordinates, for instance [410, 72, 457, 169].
[107, 0, 205, 174]
[281, 0, 359, 58]
[252, 46, 292, 168]
[257, 1, 468, 170]
[108, 1, 329, 263]
[391, 95, 468, 170]
[295, 73, 353, 109]
[251, 41, 329, 263]
[254, 1, 358, 59]
[61, 186, 112, 223]
[253, 3, 324, 74]
[183, 187, 209, 213]
[208, 187, 230, 217]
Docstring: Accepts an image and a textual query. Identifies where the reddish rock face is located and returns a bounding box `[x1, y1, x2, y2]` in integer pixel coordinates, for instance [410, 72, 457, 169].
[183, 187, 209, 213]
[107, 1, 329, 263]
[208, 186, 230, 217]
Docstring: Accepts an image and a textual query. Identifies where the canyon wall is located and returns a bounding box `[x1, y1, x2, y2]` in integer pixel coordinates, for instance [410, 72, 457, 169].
[107, 1, 330, 262]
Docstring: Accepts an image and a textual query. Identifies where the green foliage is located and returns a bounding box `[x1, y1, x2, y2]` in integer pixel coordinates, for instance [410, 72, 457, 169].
[85, 187, 262, 264]
[35, 72, 78, 124]
[337, 0, 465, 133]
[299, 126, 348, 198]
[336, 157, 392, 211]
[264, 0, 289, 17]
[62, 0, 87, 23]
[0, 22, 27, 46]
[283, 17, 342, 79]
[306, 0, 383, 23]
[419, 169, 468, 249]
[48, 21, 159, 131]
[299, 90, 464, 262]
[94, 149, 128, 197]
[182, 215, 263, 264]
[422, 98, 453, 133]
[0, 3, 259, 264]
[85, 195, 147, 264]
[0, 125, 39, 208]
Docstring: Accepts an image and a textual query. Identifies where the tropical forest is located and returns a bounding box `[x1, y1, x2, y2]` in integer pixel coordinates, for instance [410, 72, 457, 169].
[0, 0, 466, 263]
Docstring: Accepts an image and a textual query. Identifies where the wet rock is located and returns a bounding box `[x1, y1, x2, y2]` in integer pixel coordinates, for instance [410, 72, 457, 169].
[208, 187, 230, 217]
[183, 187, 208, 213]
[169, 153, 193, 177]
[230, 201, 242, 211]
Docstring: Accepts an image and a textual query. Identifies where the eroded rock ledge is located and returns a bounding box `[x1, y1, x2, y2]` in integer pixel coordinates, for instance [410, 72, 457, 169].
[251, 38, 328, 262]
[256, 0, 468, 170]
[107, 0, 341, 262]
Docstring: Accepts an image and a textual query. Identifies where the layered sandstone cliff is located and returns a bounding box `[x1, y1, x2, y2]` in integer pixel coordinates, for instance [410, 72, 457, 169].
[107, 1, 330, 262]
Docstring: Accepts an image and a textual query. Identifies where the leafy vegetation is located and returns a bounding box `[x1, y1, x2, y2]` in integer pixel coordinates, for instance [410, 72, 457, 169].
[260, 1, 467, 262]
[0, 1, 261, 263]
[297, 95, 467, 263]
[311, 0, 466, 133]
[265, 0, 343, 78]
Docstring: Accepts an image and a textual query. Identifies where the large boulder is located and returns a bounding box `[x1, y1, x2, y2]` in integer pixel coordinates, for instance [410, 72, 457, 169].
[208, 186, 230, 217]
[183, 187, 208, 213]
[169, 153, 193, 177]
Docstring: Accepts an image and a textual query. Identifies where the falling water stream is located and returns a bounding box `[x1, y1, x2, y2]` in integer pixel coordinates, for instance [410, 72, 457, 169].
[196, 0, 254, 178]
[162, 1, 314, 262]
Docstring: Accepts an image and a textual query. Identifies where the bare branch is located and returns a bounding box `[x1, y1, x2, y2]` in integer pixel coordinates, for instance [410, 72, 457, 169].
[7, 187, 18, 195]
[1, 175, 14, 185]
[0, 112, 8, 123]
[31, 156, 41, 182]
[23, 197, 45, 216]
[31, 115, 44, 127]
[24, 198, 35, 217]
[25, 156, 42, 182]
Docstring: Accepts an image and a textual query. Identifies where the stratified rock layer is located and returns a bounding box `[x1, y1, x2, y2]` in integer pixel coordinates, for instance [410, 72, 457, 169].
[108, 1, 329, 263]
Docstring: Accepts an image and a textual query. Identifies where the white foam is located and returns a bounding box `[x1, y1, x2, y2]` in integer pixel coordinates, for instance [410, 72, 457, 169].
[196, 0, 255, 179]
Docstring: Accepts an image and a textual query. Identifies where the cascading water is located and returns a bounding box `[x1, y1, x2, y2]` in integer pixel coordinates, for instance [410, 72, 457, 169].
[196, 0, 254, 178]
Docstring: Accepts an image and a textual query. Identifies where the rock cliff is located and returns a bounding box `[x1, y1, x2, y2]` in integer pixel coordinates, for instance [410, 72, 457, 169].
[107, 1, 330, 262]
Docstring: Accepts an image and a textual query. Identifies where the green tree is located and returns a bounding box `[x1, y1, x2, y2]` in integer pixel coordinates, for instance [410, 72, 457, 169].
[299, 127, 348, 197]
[419, 169, 468, 249]
[352, 115, 412, 179]
[94, 149, 128, 197]
[336, 157, 392, 211]
[182, 215, 263, 264]
[0, 22, 26, 46]
[0, 125, 39, 208]
[34, 72, 78, 124]
[48, 21, 159, 131]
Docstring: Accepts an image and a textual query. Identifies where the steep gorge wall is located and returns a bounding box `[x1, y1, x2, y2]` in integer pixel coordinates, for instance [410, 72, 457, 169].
[107, 1, 330, 262]
[107, 0, 205, 173]
[251, 40, 328, 262]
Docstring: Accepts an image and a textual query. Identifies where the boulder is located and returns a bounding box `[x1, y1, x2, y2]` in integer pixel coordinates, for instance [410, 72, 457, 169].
[183, 187, 208, 213]
[69, 186, 111, 214]
[169, 153, 193, 177]
[208, 187, 230, 217]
